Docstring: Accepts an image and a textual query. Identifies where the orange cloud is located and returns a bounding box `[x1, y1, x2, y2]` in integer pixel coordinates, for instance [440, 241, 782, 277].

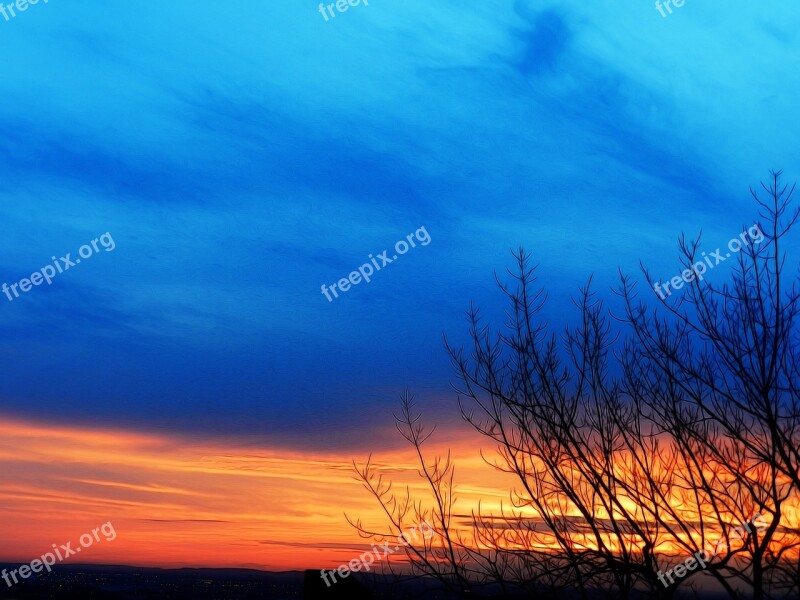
[0, 416, 506, 570]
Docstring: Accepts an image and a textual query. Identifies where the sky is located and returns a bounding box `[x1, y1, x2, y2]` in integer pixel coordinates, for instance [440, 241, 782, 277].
[0, 0, 799, 570]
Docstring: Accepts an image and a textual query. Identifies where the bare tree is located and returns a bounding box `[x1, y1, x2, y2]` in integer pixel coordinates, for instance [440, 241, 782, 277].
[621, 171, 800, 599]
[354, 172, 800, 600]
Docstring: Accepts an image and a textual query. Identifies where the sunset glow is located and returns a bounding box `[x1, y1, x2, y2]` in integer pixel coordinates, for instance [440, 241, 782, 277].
[2, 2, 799, 597]
[0, 416, 513, 571]
[8, 414, 794, 573]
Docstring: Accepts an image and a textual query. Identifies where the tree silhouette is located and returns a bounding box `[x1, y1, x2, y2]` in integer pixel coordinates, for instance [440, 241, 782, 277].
[621, 171, 800, 599]
[354, 173, 800, 600]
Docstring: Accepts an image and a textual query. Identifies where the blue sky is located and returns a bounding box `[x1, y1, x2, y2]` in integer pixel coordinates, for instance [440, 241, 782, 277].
[0, 0, 798, 449]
